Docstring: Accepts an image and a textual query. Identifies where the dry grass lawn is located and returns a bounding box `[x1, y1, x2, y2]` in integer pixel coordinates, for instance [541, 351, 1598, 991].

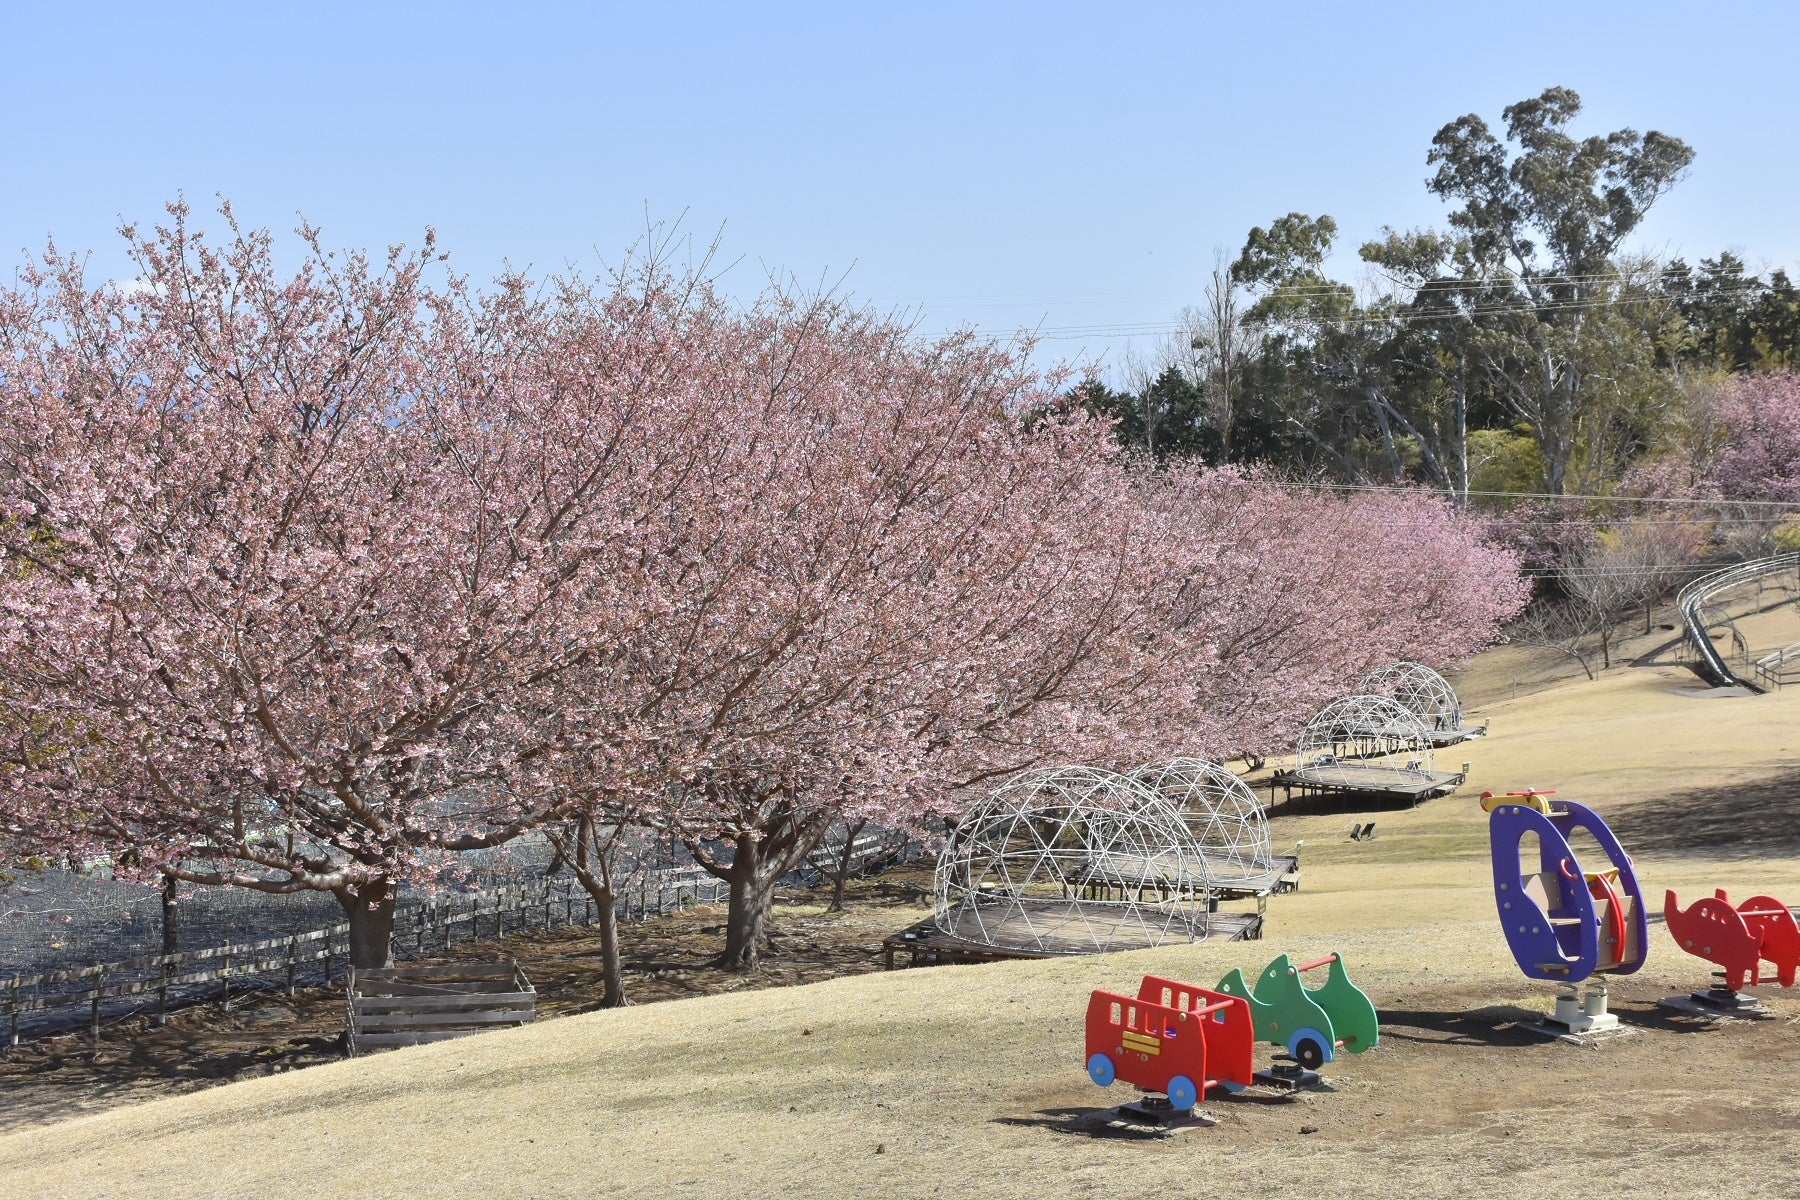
[5, 640, 1800, 1199]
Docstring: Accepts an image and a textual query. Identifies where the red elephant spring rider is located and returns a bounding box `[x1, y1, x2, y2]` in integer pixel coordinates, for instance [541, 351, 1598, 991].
[1085, 976, 1255, 1117]
[1663, 888, 1800, 1016]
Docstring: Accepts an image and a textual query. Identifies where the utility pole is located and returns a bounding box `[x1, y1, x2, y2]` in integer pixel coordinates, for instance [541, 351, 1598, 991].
[1456, 354, 1470, 505]
[160, 871, 179, 956]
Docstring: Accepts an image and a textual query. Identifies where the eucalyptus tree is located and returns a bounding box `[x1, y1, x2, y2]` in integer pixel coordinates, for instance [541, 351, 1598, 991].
[1228, 213, 1464, 489]
[1361, 87, 1694, 494]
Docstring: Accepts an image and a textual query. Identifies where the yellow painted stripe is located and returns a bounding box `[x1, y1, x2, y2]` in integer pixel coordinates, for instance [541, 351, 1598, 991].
[1121, 1033, 1161, 1055]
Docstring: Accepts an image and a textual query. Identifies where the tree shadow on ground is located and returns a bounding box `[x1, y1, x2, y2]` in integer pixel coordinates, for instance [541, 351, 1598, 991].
[0, 868, 936, 1129]
[1610, 1000, 1757, 1034]
[0, 994, 347, 1132]
[1606, 767, 1800, 861]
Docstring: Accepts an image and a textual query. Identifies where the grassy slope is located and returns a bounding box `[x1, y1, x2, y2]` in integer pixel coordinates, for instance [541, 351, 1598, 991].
[5, 658, 1800, 1199]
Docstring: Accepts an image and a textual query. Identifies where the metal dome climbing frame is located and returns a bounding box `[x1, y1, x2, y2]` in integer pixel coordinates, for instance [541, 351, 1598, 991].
[931, 765, 1215, 954]
[1359, 661, 1461, 730]
[1294, 693, 1436, 788]
[1129, 757, 1282, 894]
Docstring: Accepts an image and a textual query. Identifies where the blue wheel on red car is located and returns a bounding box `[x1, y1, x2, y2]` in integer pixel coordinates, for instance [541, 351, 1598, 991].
[1086, 1053, 1116, 1087]
[1166, 1074, 1199, 1111]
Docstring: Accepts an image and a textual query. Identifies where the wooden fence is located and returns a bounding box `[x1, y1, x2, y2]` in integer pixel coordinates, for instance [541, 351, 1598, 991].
[4, 834, 916, 1045]
[5, 868, 726, 1045]
[347, 960, 535, 1055]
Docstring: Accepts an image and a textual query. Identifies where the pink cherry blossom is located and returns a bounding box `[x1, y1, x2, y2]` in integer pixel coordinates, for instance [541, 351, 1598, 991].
[0, 203, 1528, 969]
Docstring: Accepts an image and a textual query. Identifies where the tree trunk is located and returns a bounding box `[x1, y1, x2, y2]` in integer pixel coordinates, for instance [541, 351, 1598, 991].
[828, 819, 868, 914]
[829, 858, 850, 914]
[1456, 356, 1469, 504]
[336, 877, 397, 969]
[160, 872, 179, 956]
[594, 888, 625, 1007]
[720, 833, 778, 971]
[564, 871, 627, 1007]
[557, 818, 629, 1008]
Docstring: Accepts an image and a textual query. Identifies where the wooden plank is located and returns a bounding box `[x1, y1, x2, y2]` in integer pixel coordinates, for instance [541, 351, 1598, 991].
[355, 963, 514, 981]
[355, 1009, 532, 1030]
[348, 980, 506, 997]
[5, 925, 351, 990]
[3, 947, 339, 1013]
[354, 1030, 492, 1048]
[354, 993, 536, 1013]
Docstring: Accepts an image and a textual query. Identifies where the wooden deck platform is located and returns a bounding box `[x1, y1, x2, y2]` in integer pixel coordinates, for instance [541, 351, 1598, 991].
[1076, 854, 1300, 901]
[882, 903, 1263, 969]
[1425, 723, 1487, 748]
[1265, 763, 1465, 811]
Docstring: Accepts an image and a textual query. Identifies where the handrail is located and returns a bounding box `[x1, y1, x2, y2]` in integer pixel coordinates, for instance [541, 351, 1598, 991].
[1677, 552, 1800, 689]
[1754, 638, 1800, 669]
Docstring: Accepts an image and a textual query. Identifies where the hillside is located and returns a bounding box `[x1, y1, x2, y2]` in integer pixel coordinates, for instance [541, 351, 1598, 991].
[4, 655, 1800, 1199]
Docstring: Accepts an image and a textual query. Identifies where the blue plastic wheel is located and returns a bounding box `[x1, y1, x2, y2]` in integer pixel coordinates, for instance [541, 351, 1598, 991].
[1166, 1074, 1199, 1111]
[1288, 1027, 1333, 1070]
[1086, 1052, 1116, 1087]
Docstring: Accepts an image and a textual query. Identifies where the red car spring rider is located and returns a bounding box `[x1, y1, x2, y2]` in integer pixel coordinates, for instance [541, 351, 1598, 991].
[1085, 975, 1254, 1112]
[1664, 888, 1800, 1014]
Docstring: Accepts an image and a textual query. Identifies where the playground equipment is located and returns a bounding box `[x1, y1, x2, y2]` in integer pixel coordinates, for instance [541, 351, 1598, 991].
[1214, 951, 1378, 1081]
[1663, 888, 1800, 1016]
[1084, 976, 1254, 1113]
[1129, 758, 1290, 896]
[1359, 661, 1482, 743]
[934, 766, 1218, 954]
[1270, 695, 1464, 808]
[1483, 789, 1648, 1035]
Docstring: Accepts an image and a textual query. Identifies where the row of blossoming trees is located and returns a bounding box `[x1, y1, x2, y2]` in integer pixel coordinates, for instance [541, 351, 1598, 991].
[0, 206, 1530, 995]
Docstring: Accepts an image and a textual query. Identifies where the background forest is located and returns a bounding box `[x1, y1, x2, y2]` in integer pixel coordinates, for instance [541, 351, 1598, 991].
[1072, 87, 1799, 509]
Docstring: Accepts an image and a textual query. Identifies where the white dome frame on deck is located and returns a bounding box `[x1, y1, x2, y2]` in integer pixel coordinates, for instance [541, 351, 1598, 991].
[1129, 758, 1282, 894]
[1294, 694, 1436, 788]
[932, 765, 1214, 954]
[1359, 661, 1462, 731]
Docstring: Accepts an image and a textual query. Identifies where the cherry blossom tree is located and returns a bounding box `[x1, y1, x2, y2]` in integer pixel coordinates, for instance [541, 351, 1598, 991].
[544, 301, 1201, 970]
[0, 204, 742, 966]
[0, 203, 1532, 980]
[1713, 372, 1800, 504]
[1133, 466, 1530, 758]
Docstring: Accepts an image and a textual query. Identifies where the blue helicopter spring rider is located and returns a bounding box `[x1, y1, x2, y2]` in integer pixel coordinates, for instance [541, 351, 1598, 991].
[1482, 789, 1648, 1034]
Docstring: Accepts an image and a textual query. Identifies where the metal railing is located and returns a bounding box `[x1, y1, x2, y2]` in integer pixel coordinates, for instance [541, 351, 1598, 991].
[1754, 639, 1800, 690]
[1677, 552, 1800, 689]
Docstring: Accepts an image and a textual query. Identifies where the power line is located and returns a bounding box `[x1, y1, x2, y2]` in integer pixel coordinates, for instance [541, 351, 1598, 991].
[1008, 288, 1773, 340]
[1264, 479, 1800, 509]
[883, 268, 1780, 309]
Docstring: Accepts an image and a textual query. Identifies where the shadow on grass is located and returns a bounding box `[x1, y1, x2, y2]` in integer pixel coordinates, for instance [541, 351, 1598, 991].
[0, 1009, 345, 1133]
[1606, 767, 1800, 861]
[992, 1108, 1182, 1141]
[1612, 999, 1770, 1034]
[1376, 1005, 1549, 1048]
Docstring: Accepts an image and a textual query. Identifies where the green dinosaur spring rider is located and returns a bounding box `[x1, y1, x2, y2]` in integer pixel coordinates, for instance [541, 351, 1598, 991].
[1215, 951, 1379, 1080]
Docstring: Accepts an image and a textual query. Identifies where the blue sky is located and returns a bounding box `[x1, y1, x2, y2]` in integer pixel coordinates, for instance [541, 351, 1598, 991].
[4, 2, 1797, 381]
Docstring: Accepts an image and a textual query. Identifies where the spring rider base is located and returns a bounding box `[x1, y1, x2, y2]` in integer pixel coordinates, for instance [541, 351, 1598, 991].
[1546, 981, 1619, 1034]
[1253, 1056, 1325, 1092]
[1659, 973, 1772, 1020]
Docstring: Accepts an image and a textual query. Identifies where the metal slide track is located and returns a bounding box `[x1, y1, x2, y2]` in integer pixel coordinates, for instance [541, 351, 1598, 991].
[1676, 552, 1800, 689]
